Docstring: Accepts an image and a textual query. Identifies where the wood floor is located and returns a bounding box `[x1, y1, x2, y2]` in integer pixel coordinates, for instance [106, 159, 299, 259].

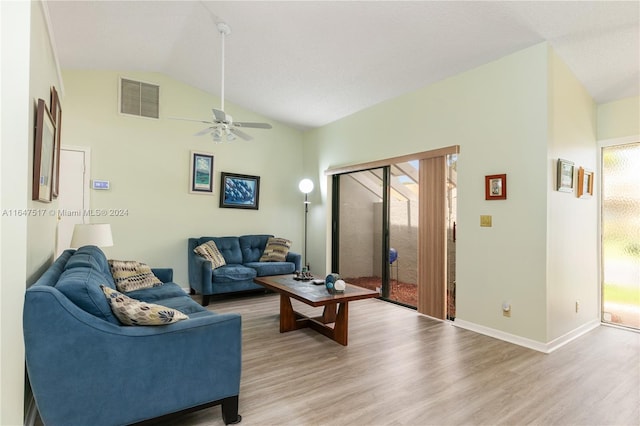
[153, 293, 639, 426]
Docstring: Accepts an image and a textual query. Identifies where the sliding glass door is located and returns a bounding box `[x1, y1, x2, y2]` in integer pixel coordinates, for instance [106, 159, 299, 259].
[333, 162, 420, 308]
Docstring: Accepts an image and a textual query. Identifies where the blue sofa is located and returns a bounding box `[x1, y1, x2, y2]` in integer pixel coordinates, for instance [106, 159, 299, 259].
[188, 234, 301, 306]
[23, 245, 242, 426]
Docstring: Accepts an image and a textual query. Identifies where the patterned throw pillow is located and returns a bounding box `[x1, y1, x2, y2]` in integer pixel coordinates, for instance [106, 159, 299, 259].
[108, 259, 163, 292]
[101, 285, 188, 326]
[259, 237, 292, 262]
[193, 240, 226, 269]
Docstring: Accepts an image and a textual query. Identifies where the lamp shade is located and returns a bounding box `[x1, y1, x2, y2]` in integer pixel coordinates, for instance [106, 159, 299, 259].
[298, 178, 314, 194]
[70, 223, 113, 248]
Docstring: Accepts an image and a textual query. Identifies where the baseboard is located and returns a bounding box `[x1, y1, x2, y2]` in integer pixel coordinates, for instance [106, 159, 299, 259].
[453, 318, 601, 353]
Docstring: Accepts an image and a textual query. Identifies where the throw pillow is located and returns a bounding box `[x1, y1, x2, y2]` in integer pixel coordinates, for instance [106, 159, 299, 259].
[101, 285, 188, 326]
[194, 240, 226, 269]
[108, 259, 163, 292]
[259, 237, 292, 262]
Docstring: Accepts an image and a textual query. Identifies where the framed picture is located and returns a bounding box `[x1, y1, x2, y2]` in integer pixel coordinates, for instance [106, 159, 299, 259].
[557, 158, 575, 193]
[485, 174, 507, 200]
[220, 172, 260, 209]
[189, 151, 214, 194]
[32, 99, 56, 202]
[50, 86, 62, 198]
[577, 167, 594, 198]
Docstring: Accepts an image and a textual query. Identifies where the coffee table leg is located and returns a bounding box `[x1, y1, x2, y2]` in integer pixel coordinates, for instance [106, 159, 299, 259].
[321, 303, 337, 323]
[280, 294, 297, 332]
[333, 302, 349, 345]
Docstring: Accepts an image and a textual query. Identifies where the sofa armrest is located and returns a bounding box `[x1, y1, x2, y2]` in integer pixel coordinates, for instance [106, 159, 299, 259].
[151, 267, 173, 283]
[24, 286, 241, 426]
[287, 251, 302, 272]
[190, 255, 214, 295]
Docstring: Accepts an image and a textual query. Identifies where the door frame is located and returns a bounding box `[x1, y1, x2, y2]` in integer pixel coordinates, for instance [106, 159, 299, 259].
[56, 145, 91, 255]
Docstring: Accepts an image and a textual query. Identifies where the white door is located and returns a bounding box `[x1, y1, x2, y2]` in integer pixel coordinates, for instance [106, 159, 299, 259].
[56, 147, 90, 256]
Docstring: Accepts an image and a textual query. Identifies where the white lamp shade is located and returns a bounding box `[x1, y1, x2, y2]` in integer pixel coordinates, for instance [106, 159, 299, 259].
[298, 178, 314, 194]
[70, 224, 113, 248]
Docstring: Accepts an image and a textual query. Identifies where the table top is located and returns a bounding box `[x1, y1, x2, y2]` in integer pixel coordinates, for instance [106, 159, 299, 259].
[254, 275, 379, 307]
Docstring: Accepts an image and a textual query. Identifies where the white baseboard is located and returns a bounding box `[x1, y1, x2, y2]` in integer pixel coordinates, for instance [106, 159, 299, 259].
[453, 318, 601, 353]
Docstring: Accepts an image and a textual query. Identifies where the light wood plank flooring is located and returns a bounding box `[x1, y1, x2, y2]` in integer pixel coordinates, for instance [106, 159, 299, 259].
[157, 293, 639, 426]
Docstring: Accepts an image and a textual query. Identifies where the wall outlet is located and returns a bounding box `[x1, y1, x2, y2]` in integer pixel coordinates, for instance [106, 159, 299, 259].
[502, 301, 511, 317]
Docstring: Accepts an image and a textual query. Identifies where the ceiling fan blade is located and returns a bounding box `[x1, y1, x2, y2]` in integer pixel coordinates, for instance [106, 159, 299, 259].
[194, 127, 216, 136]
[233, 121, 272, 129]
[169, 117, 215, 125]
[212, 109, 227, 122]
[230, 127, 253, 141]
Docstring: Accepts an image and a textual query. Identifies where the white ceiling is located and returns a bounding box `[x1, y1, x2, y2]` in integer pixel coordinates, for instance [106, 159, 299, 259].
[46, 1, 639, 131]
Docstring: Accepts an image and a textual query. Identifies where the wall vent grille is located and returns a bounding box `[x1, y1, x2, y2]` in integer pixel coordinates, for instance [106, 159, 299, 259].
[120, 78, 159, 119]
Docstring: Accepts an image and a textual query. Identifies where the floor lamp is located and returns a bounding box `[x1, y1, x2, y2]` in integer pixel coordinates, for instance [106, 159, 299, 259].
[298, 178, 314, 271]
[70, 223, 114, 248]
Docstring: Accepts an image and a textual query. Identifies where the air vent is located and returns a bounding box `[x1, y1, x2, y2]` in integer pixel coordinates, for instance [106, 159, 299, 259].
[119, 78, 159, 119]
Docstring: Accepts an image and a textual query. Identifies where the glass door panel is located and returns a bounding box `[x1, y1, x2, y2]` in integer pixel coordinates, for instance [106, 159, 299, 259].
[388, 161, 419, 307]
[602, 143, 640, 329]
[338, 169, 384, 295]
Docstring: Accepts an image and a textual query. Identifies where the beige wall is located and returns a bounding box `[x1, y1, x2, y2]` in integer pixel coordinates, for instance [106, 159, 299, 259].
[304, 43, 600, 345]
[60, 70, 305, 286]
[546, 48, 598, 341]
[597, 96, 640, 141]
[1, 1, 63, 423]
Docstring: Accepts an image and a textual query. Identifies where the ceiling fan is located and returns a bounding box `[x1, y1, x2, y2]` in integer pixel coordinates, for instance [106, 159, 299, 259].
[173, 22, 272, 142]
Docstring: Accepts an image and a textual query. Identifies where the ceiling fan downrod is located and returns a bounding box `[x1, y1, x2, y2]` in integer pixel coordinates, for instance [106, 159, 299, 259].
[217, 22, 231, 112]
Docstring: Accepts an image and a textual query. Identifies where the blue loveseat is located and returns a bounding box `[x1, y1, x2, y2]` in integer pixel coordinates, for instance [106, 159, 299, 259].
[188, 234, 301, 306]
[23, 245, 242, 426]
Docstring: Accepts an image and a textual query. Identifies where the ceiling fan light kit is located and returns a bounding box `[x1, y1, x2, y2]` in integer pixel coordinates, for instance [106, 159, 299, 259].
[171, 21, 272, 143]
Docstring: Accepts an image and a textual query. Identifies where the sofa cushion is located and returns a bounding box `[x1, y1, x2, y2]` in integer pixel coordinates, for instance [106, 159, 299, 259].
[152, 296, 209, 315]
[124, 282, 188, 303]
[199, 237, 243, 265]
[108, 259, 163, 292]
[259, 237, 292, 262]
[239, 234, 272, 263]
[101, 286, 188, 325]
[55, 267, 120, 325]
[212, 265, 257, 283]
[245, 261, 296, 276]
[194, 240, 226, 269]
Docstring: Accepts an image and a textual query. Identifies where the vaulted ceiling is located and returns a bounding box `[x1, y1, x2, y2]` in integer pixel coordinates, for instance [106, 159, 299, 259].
[46, 1, 639, 130]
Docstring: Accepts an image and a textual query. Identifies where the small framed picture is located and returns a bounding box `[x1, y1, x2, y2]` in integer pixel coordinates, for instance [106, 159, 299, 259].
[220, 172, 260, 210]
[577, 167, 594, 198]
[189, 151, 214, 194]
[557, 159, 574, 192]
[485, 174, 507, 200]
[33, 98, 56, 203]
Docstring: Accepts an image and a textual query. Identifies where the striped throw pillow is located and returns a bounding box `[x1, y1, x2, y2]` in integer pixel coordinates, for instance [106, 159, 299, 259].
[193, 240, 227, 269]
[108, 259, 163, 292]
[259, 237, 292, 262]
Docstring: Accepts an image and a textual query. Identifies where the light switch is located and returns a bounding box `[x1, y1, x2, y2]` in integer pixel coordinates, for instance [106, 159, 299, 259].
[480, 215, 492, 227]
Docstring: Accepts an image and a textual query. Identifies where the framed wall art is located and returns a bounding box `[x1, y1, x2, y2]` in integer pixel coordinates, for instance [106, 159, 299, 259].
[50, 86, 62, 197]
[189, 151, 214, 194]
[485, 174, 507, 200]
[33, 98, 56, 202]
[220, 172, 260, 210]
[577, 167, 594, 198]
[556, 158, 574, 193]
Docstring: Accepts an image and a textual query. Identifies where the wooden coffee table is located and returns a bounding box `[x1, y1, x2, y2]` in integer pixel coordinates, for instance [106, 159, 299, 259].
[253, 275, 379, 346]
